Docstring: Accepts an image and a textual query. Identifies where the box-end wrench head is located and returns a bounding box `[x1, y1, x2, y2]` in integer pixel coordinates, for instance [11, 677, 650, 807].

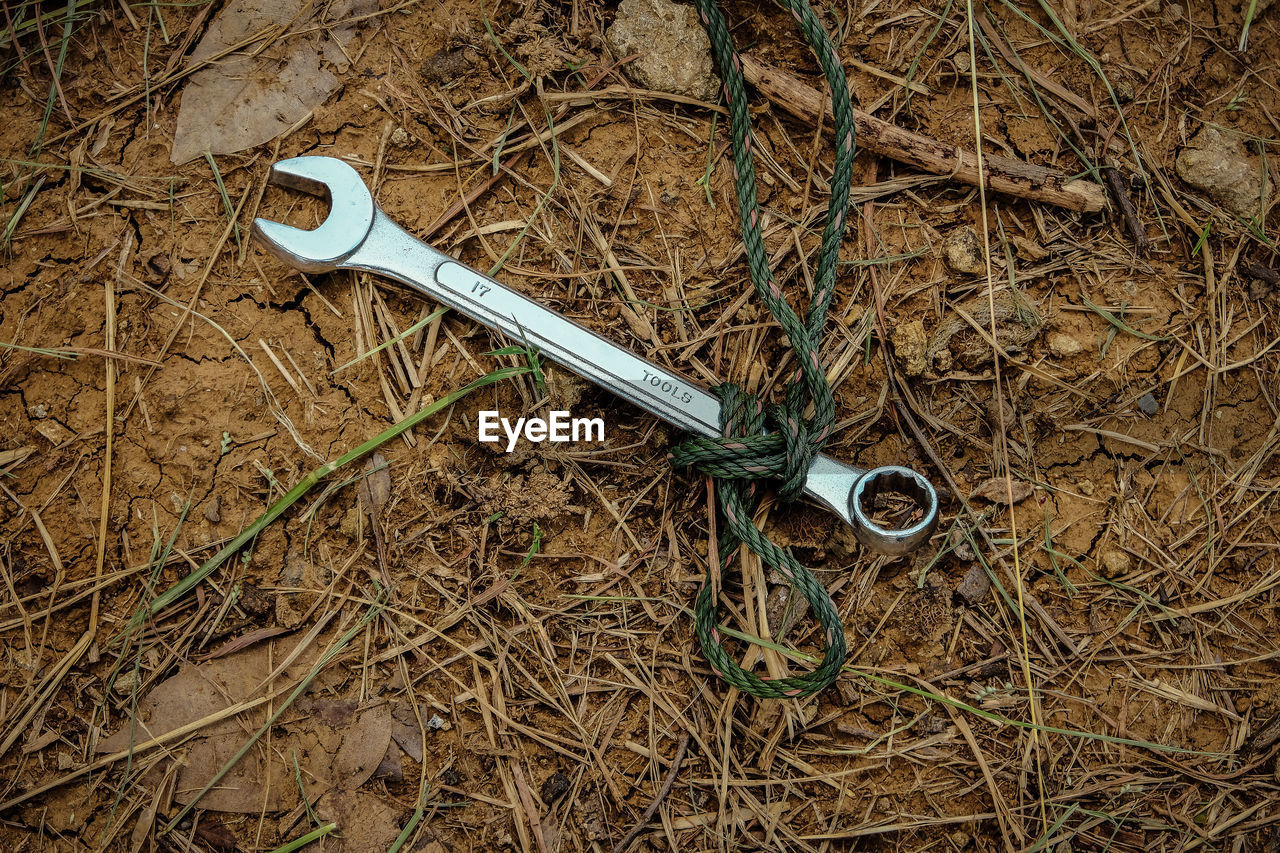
[252, 155, 939, 555]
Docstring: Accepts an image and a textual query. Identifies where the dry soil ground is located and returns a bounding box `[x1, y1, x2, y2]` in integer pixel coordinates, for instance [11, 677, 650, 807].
[2, 0, 1279, 850]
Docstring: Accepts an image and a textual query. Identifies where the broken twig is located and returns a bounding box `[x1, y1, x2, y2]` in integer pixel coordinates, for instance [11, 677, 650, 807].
[739, 54, 1107, 213]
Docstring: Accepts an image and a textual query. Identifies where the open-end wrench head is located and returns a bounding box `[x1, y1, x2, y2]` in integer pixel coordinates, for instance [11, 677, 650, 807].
[252, 156, 375, 273]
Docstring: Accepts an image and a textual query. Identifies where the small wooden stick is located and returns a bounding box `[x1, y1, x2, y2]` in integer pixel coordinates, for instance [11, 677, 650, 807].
[1103, 162, 1151, 254]
[739, 54, 1107, 213]
[609, 731, 692, 853]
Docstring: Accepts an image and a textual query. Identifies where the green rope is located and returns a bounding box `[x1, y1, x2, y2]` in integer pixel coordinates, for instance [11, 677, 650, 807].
[670, 0, 857, 698]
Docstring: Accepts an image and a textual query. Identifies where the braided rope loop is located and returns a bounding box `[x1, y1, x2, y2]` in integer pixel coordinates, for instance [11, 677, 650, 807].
[674, 0, 857, 698]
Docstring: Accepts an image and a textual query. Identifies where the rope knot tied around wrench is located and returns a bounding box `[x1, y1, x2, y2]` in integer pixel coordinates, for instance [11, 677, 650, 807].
[669, 384, 825, 504]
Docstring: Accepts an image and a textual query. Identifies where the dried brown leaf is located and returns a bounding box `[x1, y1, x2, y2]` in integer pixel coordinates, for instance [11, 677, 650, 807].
[358, 452, 392, 517]
[170, 0, 375, 164]
[970, 478, 1034, 505]
[98, 636, 390, 813]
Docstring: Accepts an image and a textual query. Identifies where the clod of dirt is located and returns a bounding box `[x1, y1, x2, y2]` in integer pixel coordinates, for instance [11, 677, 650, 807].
[606, 0, 719, 102]
[505, 15, 564, 79]
[941, 226, 986, 275]
[484, 468, 577, 533]
[1100, 549, 1131, 576]
[548, 366, 590, 410]
[1175, 127, 1269, 217]
[891, 319, 929, 376]
[927, 292, 1043, 372]
[896, 575, 954, 650]
[422, 47, 474, 86]
[541, 770, 572, 805]
[277, 552, 327, 627]
[204, 495, 221, 524]
[1047, 331, 1084, 358]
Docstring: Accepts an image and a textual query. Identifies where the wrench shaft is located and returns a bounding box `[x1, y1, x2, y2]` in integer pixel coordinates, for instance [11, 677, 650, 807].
[344, 210, 869, 523]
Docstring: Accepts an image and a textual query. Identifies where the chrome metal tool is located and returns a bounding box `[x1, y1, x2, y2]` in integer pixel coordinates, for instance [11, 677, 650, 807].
[253, 155, 938, 555]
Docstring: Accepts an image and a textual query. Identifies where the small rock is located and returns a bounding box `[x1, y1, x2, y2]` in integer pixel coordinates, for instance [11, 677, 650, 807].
[941, 226, 986, 275]
[112, 669, 141, 696]
[956, 564, 990, 605]
[1048, 332, 1084, 357]
[891, 319, 929, 376]
[1137, 392, 1159, 416]
[1175, 126, 1268, 217]
[27, 403, 48, 420]
[606, 0, 718, 102]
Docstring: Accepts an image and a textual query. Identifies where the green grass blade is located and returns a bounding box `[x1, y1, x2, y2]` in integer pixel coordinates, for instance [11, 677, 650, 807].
[134, 365, 528, 628]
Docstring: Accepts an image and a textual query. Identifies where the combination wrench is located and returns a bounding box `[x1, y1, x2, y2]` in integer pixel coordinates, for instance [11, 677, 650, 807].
[253, 155, 939, 555]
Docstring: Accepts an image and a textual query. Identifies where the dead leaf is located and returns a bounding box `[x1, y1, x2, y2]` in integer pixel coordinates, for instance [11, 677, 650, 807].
[170, 0, 376, 164]
[358, 452, 392, 518]
[98, 635, 391, 813]
[315, 790, 403, 853]
[390, 700, 424, 763]
[195, 821, 240, 852]
[970, 478, 1034, 505]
